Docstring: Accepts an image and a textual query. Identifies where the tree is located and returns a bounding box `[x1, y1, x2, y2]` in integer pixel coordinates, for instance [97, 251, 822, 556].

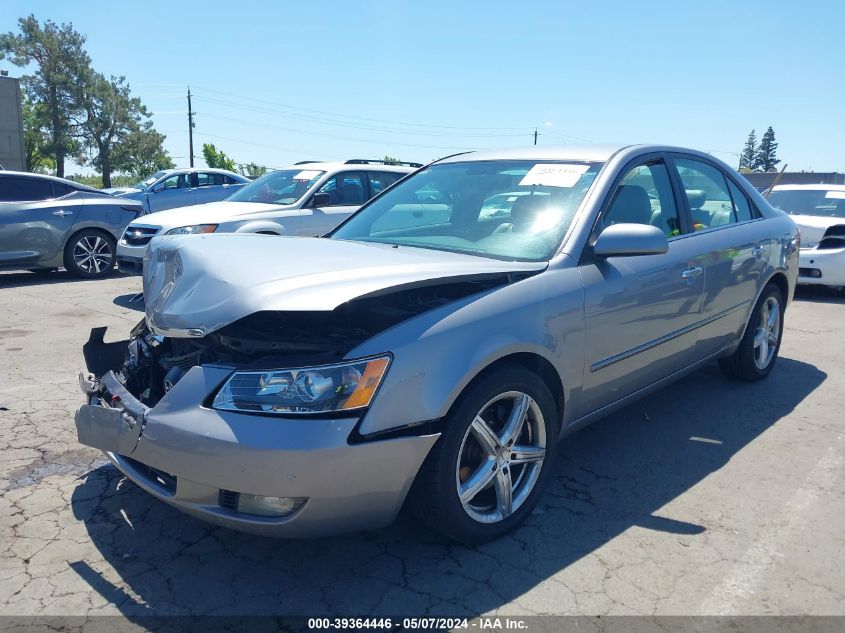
[239, 162, 267, 178]
[383, 155, 403, 165]
[739, 129, 757, 171]
[756, 126, 780, 172]
[0, 15, 91, 177]
[114, 126, 175, 180]
[75, 73, 156, 187]
[21, 96, 54, 172]
[202, 143, 236, 171]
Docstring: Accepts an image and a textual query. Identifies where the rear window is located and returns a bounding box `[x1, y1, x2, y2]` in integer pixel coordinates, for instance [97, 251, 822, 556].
[767, 189, 845, 218]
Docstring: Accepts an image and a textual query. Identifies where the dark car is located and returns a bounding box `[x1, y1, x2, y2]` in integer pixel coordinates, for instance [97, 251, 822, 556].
[0, 171, 143, 278]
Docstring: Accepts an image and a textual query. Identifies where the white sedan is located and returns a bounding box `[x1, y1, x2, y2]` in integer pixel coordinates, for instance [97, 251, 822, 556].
[768, 184, 845, 289]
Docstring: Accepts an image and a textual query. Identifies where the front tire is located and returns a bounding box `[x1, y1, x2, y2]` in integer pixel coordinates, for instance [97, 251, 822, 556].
[64, 230, 117, 279]
[719, 282, 785, 381]
[411, 366, 559, 544]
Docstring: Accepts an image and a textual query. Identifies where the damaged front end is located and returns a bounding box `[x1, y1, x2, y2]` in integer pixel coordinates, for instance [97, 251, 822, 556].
[89, 276, 517, 411]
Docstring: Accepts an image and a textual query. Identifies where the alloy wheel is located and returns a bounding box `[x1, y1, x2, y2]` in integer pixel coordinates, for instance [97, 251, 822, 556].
[753, 296, 780, 370]
[455, 391, 547, 523]
[72, 235, 113, 275]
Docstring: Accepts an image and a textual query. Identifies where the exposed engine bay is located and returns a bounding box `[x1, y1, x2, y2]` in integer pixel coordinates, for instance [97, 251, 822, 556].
[112, 275, 522, 407]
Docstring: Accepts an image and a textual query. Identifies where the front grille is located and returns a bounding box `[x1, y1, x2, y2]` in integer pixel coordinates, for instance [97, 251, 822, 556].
[218, 489, 240, 510]
[122, 225, 160, 246]
[124, 457, 177, 495]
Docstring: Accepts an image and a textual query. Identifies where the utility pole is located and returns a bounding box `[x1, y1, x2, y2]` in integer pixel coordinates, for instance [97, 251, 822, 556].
[187, 87, 195, 167]
[533, 128, 538, 145]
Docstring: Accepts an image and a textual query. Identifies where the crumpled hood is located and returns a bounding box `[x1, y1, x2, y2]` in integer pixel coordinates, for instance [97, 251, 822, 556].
[143, 234, 547, 337]
[790, 214, 845, 247]
[130, 201, 292, 231]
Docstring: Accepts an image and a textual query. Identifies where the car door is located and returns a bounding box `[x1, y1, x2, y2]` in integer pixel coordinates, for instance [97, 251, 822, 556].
[0, 176, 77, 266]
[299, 171, 367, 235]
[148, 172, 196, 212]
[579, 156, 705, 413]
[668, 154, 770, 357]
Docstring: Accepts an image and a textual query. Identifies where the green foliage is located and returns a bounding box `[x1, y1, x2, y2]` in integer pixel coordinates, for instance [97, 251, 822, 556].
[21, 96, 54, 172]
[2, 15, 174, 183]
[383, 155, 402, 165]
[739, 129, 757, 171]
[0, 14, 90, 177]
[116, 127, 175, 180]
[66, 174, 136, 189]
[202, 143, 236, 172]
[238, 162, 267, 178]
[757, 126, 780, 172]
[74, 72, 162, 187]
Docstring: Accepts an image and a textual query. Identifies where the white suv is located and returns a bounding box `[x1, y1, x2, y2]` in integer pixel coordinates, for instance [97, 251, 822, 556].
[116, 160, 418, 274]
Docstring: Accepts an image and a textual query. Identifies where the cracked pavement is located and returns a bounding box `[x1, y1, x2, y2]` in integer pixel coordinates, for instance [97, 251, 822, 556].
[1, 270, 844, 618]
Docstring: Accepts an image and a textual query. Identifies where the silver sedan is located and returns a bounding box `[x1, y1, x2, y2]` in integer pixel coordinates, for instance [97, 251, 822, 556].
[75, 144, 798, 543]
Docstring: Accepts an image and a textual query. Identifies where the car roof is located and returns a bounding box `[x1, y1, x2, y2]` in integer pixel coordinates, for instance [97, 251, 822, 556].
[770, 184, 845, 191]
[158, 168, 244, 176]
[0, 170, 103, 194]
[281, 162, 416, 173]
[436, 144, 630, 164]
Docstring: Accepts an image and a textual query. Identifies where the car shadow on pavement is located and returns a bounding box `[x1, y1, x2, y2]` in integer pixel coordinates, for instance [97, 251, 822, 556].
[70, 357, 825, 617]
[0, 270, 132, 288]
[794, 286, 845, 304]
[112, 292, 145, 312]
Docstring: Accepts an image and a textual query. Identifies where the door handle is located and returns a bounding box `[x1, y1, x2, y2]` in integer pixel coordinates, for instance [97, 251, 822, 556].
[52, 210, 73, 217]
[681, 266, 703, 279]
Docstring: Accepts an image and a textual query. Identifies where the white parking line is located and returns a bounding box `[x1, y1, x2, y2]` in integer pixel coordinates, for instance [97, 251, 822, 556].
[699, 435, 843, 614]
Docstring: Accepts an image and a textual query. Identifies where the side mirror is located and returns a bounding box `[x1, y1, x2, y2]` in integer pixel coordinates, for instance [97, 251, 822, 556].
[593, 223, 668, 257]
[152, 183, 164, 193]
[310, 192, 332, 207]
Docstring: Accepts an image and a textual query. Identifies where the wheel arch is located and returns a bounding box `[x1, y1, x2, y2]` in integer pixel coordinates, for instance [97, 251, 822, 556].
[445, 352, 566, 430]
[736, 270, 790, 343]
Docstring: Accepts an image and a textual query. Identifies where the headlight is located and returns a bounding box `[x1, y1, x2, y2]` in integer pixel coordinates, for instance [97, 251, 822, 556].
[212, 356, 390, 415]
[166, 224, 218, 235]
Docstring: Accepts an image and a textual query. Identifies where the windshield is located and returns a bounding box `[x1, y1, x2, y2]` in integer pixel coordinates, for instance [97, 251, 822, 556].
[331, 160, 602, 261]
[768, 189, 845, 218]
[227, 169, 325, 205]
[132, 171, 168, 190]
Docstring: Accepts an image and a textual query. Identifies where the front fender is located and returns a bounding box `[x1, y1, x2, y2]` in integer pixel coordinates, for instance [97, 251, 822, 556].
[231, 220, 287, 234]
[351, 267, 586, 436]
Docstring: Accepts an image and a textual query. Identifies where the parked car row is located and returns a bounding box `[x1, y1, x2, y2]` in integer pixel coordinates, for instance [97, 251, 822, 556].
[74, 144, 799, 542]
[0, 160, 418, 278]
[115, 160, 417, 274]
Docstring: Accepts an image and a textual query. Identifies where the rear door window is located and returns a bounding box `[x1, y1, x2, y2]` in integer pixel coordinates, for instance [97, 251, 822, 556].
[197, 172, 225, 187]
[674, 158, 746, 230]
[368, 171, 403, 197]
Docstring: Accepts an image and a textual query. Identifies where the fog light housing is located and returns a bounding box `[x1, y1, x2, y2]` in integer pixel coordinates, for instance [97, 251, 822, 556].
[236, 493, 306, 517]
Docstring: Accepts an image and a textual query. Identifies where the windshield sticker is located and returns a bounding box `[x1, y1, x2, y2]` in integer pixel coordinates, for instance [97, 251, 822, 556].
[519, 164, 590, 188]
[824, 191, 845, 199]
[294, 170, 321, 181]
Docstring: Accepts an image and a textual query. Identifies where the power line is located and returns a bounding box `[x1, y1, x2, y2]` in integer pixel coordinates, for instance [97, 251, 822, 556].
[195, 95, 530, 139]
[198, 113, 506, 152]
[190, 85, 530, 133]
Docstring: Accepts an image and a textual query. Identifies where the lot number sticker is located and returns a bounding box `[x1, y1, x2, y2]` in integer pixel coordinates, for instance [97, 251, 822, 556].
[519, 164, 590, 188]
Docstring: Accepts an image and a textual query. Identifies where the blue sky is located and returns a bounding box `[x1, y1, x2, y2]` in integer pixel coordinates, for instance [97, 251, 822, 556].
[3, 1, 843, 173]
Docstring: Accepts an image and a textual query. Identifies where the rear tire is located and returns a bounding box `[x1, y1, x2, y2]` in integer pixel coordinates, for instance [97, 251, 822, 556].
[719, 283, 784, 381]
[410, 366, 559, 544]
[64, 229, 116, 279]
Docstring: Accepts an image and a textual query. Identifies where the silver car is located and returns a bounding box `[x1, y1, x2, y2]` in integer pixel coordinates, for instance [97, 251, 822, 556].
[0, 171, 143, 278]
[114, 168, 249, 214]
[75, 144, 798, 542]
